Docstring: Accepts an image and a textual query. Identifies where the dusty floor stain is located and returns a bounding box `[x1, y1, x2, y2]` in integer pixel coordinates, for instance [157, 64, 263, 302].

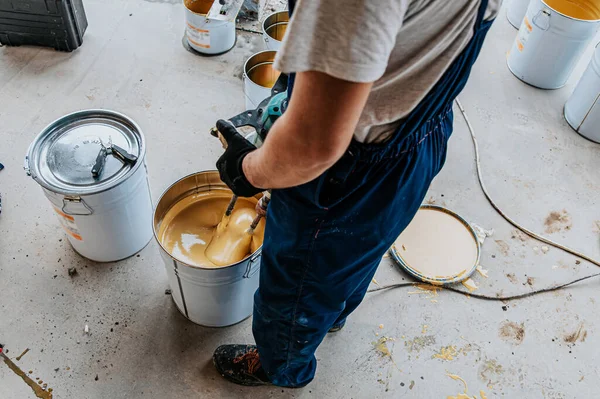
[495, 240, 510, 256]
[506, 273, 518, 284]
[544, 210, 572, 234]
[405, 335, 436, 353]
[564, 323, 587, 343]
[511, 229, 529, 242]
[499, 321, 525, 345]
[478, 359, 504, 386]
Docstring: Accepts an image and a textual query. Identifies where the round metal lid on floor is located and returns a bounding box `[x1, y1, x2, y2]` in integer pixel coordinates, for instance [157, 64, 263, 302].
[390, 205, 480, 285]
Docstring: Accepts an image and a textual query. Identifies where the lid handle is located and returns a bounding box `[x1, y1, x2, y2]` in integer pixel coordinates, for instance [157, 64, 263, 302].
[111, 145, 138, 165]
[91, 144, 138, 179]
[91, 147, 108, 178]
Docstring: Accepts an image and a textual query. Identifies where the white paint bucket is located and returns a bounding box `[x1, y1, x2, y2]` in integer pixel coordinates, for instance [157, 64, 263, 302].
[262, 10, 289, 51]
[507, 0, 532, 28]
[390, 206, 480, 285]
[153, 171, 262, 327]
[564, 43, 600, 141]
[184, 0, 236, 55]
[25, 110, 153, 262]
[507, 0, 600, 89]
[243, 50, 280, 110]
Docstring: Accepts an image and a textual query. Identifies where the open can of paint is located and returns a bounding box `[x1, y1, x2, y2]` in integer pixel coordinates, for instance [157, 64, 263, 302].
[564, 42, 600, 142]
[24, 110, 153, 262]
[262, 10, 289, 51]
[507, 0, 600, 89]
[183, 0, 236, 55]
[390, 206, 480, 285]
[243, 50, 281, 110]
[507, 0, 532, 28]
[153, 171, 263, 327]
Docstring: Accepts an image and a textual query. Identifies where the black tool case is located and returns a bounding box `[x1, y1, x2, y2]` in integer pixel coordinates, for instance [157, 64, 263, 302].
[0, 0, 87, 51]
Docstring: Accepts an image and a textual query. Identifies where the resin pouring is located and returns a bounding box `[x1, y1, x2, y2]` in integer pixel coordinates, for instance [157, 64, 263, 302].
[158, 191, 265, 268]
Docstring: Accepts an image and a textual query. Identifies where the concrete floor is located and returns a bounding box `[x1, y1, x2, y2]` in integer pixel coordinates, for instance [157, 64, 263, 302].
[1, 1, 600, 398]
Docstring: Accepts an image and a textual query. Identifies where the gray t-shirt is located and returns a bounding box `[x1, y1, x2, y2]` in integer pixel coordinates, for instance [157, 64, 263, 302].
[274, 0, 501, 143]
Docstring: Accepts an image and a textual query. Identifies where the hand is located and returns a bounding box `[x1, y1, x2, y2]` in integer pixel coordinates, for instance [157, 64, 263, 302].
[215, 120, 263, 197]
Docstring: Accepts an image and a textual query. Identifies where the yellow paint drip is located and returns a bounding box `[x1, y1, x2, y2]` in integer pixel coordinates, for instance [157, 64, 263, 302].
[446, 372, 488, 399]
[476, 266, 488, 278]
[422, 325, 428, 334]
[447, 373, 468, 393]
[461, 278, 478, 292]
[1, 353, 52, 399]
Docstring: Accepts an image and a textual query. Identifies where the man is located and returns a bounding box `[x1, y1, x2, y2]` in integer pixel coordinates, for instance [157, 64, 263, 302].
[213, 0, 500, 388]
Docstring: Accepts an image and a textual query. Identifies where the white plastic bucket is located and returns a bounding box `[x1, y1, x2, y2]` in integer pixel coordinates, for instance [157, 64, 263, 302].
[262, 11, 289, 51]
[507, 0, 600, 89]
[153, 171, 263, 327]
[564, 43, 600, 141]
[243, 50, 280, 110]
[25, 110, 153, 262]
[507, 0, 532, 28]
[184, 0, 236, 55]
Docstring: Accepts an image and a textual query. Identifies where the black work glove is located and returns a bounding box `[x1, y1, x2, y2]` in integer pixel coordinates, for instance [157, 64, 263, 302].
[215, 119, 263, 197]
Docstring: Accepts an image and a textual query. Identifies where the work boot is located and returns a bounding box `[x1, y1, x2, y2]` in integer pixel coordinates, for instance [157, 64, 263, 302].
[213, 344, 272, 386]
[328, 321, 346, 333]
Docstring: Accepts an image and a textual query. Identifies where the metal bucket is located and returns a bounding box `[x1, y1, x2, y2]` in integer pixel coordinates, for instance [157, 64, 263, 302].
[507, 0, 532, 28]
[507, 0, 600, 89]
[262, 10, 289, 50]
[184, 0, 236, 55]
[153, 171, 262, 327]
[24, 110, 153, 262]
[243, 50, 280, 110]
[564, 43, 600, 141]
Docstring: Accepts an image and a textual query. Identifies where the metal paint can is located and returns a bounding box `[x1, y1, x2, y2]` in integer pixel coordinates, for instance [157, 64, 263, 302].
[262, 10, 289, 51]
[564, 42, 600, 142]
[24, 110, 153, 262]
[507, 0, 532, 28]
[507, 0, 600, 89]
[184, 0, 236, 55]
[390, 206, 480, 285]
[153, 171, 262, 327]
[243, 50, 280, 110]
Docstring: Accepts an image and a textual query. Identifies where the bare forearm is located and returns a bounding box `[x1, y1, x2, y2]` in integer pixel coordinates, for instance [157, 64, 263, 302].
[242, 114, 345, 189]
[241, 71, 373, 190]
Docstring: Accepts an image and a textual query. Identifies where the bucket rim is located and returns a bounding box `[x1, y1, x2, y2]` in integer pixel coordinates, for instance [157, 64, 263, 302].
[389, 205, 481, 285]
[152, 170, 263, 271]
[183, 0, 211, 17]
[25, 109, 147, 196]
[540, 0, 600, 22]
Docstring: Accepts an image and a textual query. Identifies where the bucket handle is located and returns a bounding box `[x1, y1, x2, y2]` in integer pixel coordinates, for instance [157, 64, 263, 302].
[532, 10, 551, 31]
[62, 196, 94, 216]
[243, 249, 262, 278]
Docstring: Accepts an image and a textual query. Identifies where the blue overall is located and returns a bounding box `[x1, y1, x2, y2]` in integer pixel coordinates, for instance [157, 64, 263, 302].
[253, 0, 494, 387]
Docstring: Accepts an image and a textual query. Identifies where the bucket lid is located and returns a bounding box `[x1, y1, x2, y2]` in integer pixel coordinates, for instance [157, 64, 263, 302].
[25, 109, 145, 195]
[390, 205, 480, 285]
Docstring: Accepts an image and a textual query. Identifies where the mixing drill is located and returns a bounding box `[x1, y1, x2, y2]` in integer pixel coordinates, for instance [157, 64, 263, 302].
[209, 73, 288, 222]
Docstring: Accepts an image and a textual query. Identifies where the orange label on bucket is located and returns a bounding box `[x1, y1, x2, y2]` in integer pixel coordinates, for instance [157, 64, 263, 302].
[186, 22, 210, 49]
[517, 39, 524, 52]
[524, 16, 533, 32]
[54, 207, 83, 241]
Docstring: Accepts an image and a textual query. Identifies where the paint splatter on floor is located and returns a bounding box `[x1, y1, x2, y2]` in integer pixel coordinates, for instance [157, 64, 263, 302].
[461, 278, 478, 292]
[405, 335, 436, 353]
[433, 345, 458, 361]
[475, 266, 488, 278]
[446, 372, 488, 399]
[408, 283, 442, 302]
[373, 337, 395, 358]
